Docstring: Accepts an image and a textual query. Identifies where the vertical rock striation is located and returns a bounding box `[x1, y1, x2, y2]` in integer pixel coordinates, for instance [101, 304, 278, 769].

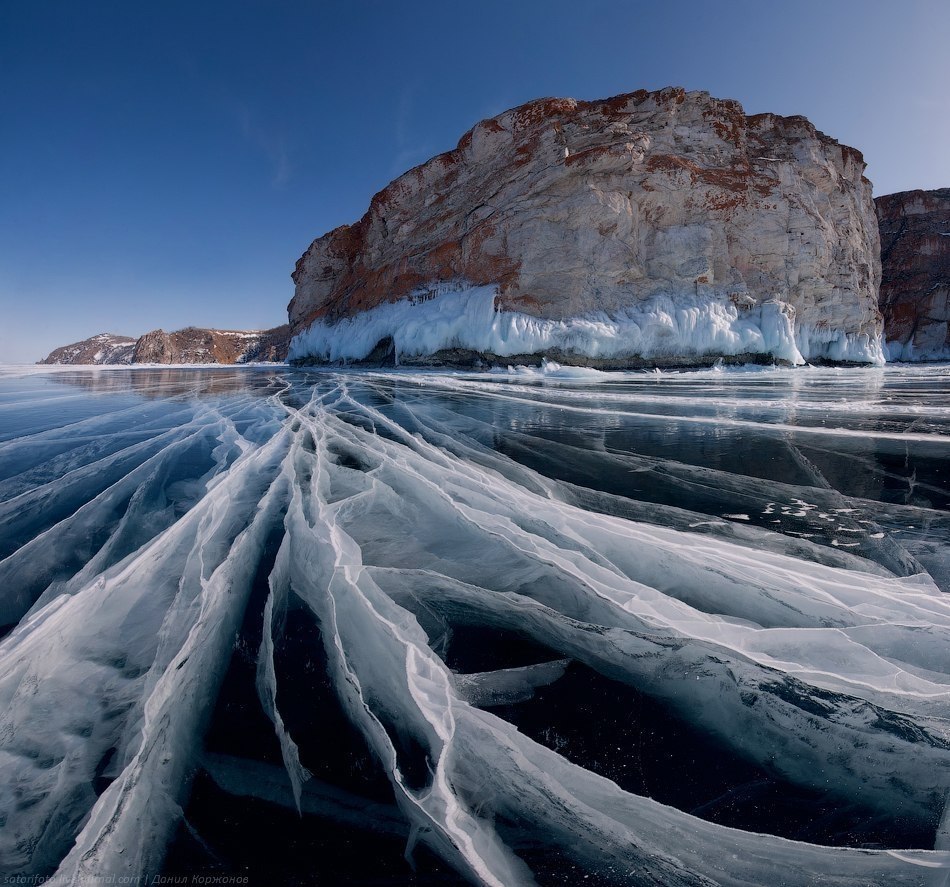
[876, 188, 950, 361]
[289, 87, 883, 366]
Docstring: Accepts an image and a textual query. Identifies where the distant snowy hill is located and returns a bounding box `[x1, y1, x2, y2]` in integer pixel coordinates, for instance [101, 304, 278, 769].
[38, 333, 138, 365]
[39, 325, 290, 365]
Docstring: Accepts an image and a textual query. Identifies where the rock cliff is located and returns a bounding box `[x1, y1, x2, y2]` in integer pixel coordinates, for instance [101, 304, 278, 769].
[289, 87, 884, 367]
[38, 325, 290, 365]
[876, 188, 950, 361]
[129, 325, 291, 364]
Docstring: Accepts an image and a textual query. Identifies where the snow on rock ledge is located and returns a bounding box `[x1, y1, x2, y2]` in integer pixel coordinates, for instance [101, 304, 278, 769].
[290, 87, 884, 367]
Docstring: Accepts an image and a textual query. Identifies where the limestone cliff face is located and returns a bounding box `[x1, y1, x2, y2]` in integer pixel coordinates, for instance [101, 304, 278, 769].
[290, 87, 883, 365]
[876, 188, 950, 361]
[39, 326, 290, 365]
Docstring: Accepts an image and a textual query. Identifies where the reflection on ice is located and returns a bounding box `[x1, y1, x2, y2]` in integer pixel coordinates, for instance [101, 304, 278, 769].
[1, 363, 949, 885]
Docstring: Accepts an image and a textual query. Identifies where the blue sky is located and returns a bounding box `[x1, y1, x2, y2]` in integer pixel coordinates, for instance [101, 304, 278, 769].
[1, 0, 947, 363]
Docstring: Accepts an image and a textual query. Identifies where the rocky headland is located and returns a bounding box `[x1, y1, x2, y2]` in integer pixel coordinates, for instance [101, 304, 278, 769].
[289, 86, 884, 367]
[876, 188, 950, 361]
[39, 333, 139, 366]
[39, 325, 290, 365]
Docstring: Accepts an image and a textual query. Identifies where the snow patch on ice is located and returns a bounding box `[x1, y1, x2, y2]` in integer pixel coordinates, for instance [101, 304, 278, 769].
[490, 358, 612, 381]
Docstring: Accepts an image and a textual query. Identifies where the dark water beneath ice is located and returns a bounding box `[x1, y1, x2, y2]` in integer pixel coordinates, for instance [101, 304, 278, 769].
[1, 363, 950, 886]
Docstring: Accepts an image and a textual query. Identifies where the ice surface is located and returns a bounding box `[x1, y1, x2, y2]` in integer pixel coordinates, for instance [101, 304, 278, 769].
[289, 285, 888, 366]
[0, 364, 948, 885]
[454, 659, 570, 707]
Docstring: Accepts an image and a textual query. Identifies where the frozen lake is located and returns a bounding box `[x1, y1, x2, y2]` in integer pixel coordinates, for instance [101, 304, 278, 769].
[1, 363, 950, 885]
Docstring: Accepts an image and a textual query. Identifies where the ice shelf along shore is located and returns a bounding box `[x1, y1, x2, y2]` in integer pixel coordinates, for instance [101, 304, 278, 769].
[886, 339, 950, 363]
[288, 286, 888, 366]
[0, 363, 949, 886]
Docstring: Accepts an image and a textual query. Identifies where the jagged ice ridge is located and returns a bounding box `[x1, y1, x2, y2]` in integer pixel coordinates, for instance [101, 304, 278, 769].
[289, 286, 886, 366]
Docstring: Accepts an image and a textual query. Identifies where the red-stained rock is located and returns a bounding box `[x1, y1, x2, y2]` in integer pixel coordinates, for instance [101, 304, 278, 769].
[876, 189, 950, 360]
